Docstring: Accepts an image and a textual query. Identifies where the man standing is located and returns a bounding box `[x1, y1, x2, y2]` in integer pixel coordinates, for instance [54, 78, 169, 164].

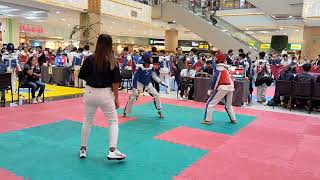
[173, 47, 186, 91]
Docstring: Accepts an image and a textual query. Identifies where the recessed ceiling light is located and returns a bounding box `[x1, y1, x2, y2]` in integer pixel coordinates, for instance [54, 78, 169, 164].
[61, 18, 66, 21]
[280, 27, 284, 30]
[67, 24, 71, 26]
[245, 28, 249, 31]
[284, 32, 287, 35]
[112, 21, 115, 24]
[289, 16, 293, 18]
[56, 11, 60, 14]
[295, 29, 299, 32]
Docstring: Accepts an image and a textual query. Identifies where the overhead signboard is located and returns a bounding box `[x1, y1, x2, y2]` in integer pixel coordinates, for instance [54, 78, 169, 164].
[149, 39, 165, 45]
[289, 43, 302, 50]
[260, 43, 270, 49]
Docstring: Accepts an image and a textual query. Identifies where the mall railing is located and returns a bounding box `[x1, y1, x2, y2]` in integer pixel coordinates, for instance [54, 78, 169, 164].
[163, 0, 262, 52]
[218, 0, 255, 10]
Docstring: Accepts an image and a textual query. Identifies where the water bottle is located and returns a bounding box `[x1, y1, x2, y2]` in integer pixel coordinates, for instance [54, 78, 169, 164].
[18, 95, 23, 106]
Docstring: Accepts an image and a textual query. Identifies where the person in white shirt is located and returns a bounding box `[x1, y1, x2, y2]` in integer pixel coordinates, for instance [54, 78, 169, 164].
[180, 61, 196, 99]
[82, 45, 93, 57]
[254, 52, 271, 104]
[67, 47, 78, 67]
[159, 50, 172, 94]
[281, 54, 291, 67]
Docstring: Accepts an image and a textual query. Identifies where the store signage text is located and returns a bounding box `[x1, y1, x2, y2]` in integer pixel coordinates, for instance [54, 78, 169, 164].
[289, 43, 302, 50]
[149, 39, 165, 45]
[260, 43, 270, 49]
[20, 25, 44, 33]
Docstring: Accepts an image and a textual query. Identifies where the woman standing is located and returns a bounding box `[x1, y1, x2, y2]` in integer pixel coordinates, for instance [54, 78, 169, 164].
[78, 34, 126, 160]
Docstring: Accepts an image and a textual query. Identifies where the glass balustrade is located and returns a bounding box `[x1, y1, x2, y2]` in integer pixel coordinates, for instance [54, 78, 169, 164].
[164, 0, 262, 52]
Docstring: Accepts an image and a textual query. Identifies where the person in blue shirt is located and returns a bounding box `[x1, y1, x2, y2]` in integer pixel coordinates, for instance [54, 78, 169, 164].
[123, 52, 168, 118]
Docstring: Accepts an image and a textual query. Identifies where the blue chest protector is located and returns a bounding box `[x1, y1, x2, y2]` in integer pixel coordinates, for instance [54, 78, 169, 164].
[133, 65, 154, 88]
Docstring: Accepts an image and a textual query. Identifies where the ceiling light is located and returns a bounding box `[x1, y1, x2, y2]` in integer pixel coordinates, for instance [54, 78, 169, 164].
[289, 16, 293, 18]
[61, 18, 66, 21]
[260, 31, 269, 34]
[280, 27, 284, 30]
[284, 32, 287, 35]
[32, 11, 46, 14]
[67, 24, 71, 26]
[56, 11, 60, 14]
[245, 28, 249, 31]
[112, 21, 115, 24]
[295, 29, 299, 32]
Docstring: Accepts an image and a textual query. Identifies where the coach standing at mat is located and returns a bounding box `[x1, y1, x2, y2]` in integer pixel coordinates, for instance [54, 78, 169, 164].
[78, 34, 127, 160]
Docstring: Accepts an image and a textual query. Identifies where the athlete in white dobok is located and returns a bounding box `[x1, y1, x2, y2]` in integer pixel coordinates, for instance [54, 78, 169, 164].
[202, 52, 237, 125]
[123, 52, 168, 118]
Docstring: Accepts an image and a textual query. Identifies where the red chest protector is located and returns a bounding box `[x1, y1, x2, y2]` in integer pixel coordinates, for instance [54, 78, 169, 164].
[218, 70, 231, 85]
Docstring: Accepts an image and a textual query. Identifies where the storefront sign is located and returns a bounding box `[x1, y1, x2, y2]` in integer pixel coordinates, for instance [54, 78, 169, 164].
[260, 43, 271, 49]
[20, 25, 44, 33]
[149, 39, 165, 45]
[289, 43, 302, 50]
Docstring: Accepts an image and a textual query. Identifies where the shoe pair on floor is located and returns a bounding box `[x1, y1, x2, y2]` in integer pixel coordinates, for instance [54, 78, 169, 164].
[32, 97, 43, 104]
[80, 148, 127, 161]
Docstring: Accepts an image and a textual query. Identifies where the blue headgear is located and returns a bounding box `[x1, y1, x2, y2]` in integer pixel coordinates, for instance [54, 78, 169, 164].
[6, 43, 14, 52]
[141, 52, 152, 64]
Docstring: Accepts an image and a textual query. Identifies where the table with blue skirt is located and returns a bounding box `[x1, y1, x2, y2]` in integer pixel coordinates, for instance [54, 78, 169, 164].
[193, 77, 250, 107]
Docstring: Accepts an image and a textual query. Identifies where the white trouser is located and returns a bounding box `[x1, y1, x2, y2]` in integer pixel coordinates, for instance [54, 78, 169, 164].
[74, 68, 83, 88]
[124, 82, 161, 114]
[11, 70, 17, 93]
[159, 73, 170, 93]
[81, 86, 118, 148]
[204, 89, 236, 122]
[257, 83, 267, 102]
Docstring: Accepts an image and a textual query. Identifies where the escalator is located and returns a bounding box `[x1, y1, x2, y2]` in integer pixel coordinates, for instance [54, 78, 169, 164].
[160, 1, 263, 55]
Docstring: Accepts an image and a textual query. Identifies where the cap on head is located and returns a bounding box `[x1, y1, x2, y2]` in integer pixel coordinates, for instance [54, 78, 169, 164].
[215, 52, 226, 63]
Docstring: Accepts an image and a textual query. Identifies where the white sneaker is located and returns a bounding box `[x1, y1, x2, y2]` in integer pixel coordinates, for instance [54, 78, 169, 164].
[80, 148, 87, 159]
[32, 98, 37, 104]
[107, 149, 127, 160]
[37, 97, 43, 103]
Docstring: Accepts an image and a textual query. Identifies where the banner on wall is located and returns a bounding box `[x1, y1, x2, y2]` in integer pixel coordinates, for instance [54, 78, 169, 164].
[260, 43, 271, 49]
[20, 25, 44, 33]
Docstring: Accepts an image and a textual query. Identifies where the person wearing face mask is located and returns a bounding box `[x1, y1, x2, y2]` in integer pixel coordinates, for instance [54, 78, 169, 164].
[289, 56, 299, 74]
[186, 48, 198, 67]
[281, 54, 290, 66]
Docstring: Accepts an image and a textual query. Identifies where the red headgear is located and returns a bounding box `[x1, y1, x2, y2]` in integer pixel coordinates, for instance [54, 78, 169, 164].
[215, 52, 226, 64]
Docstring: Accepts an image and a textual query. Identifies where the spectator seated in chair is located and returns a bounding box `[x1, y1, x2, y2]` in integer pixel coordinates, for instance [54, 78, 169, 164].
[270, 66, 294, 107]
[292, 63, 315, 110]
[180, 61, 196, 100]
[23, 56, 45, 104]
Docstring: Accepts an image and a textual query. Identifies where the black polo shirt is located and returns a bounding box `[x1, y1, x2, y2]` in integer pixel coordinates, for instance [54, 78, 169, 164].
[79, 55, 121, 88]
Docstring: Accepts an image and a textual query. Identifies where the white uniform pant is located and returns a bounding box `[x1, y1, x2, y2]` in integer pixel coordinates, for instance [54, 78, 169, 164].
[81, 86, 118, 148]
[124, 83, 161, 114]
[11, 70, 17, 93]
[204, 89, 236, 122]
[159, 73, 170, 93]
[257, 83, 267, 102]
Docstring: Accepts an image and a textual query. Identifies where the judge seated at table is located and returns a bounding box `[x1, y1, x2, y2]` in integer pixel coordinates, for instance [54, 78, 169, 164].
[197, 60, 214, 78]
[180, 61, 196, 100]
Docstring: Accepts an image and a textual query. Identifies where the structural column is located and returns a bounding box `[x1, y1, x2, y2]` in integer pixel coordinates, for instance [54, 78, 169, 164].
[1, 18, 20, 47]
[80, 0, 101, 50]
[301, 27, 320, 60]
[165, 29, 178, 52]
